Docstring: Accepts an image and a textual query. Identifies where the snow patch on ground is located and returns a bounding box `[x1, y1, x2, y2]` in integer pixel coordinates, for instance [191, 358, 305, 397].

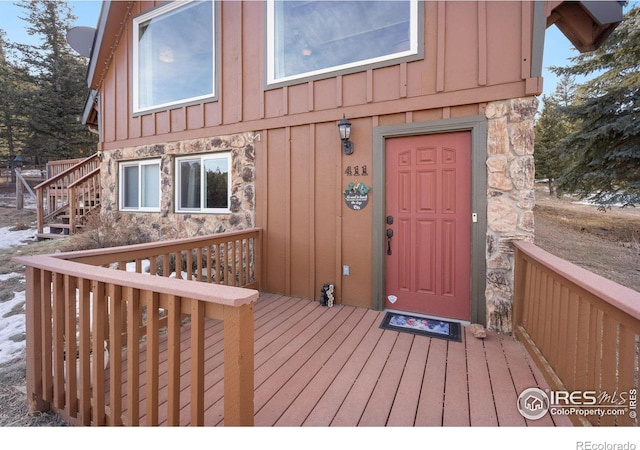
[0, 226, 39, 364]
[0, 225, 37, 249]
[0, 291, 26, 365]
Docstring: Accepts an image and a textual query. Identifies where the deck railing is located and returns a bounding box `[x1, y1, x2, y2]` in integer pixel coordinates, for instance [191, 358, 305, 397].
[513, 241, 640, 426]
[12, 228, 262, 426]
[35, 154, 101, 235]
[46, 158, 85, 178]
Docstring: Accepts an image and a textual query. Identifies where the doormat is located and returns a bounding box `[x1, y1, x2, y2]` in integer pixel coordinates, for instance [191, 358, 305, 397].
[379, 312, 461, 342]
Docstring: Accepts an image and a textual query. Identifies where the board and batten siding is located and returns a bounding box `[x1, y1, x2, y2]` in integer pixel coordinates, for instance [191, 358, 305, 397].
[95, 1, 542, 310]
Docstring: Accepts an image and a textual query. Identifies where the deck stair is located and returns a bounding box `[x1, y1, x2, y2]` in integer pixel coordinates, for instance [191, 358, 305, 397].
[35, 154, 101, 240]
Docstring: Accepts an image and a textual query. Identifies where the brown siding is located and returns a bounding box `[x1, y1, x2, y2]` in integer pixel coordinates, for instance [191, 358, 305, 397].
[486, 1, 526, 86]
[263, 127, 287, 294]
[98, 1, 536, 150]
[96, 0, 541, 308]
[242, 1, 264, 122]
[289, 125, 313, 298]
[444, 1, 479, 92]
[221, 0, 243, 124]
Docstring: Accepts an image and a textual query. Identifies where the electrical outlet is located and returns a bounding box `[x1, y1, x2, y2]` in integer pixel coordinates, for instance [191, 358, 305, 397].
[343, 265, 350, 276]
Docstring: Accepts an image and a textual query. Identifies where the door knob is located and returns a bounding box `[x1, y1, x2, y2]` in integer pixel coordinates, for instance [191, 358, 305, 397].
[386, 229, 393, 255]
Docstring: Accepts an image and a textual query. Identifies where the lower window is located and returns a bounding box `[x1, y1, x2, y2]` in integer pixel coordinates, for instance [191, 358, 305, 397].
[176, 153, 231, 213]
[119, 159, 161, 211]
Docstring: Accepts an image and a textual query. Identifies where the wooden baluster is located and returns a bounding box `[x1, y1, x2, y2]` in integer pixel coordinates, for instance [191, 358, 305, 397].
[91, 280, 106, 426]
[165, 294, 181, 426]
[52, 273, 65, 409]
[64, 274, 78, 417]
[108, 284, 123, 426]
[190, 299, 205, 426]
[175, 251, 183, 279]
[25, 267, 47, 412]
[206, 246, 213, 283]
[223, 303, 254, 426]
[77, 278, 91, 425]
[144, 290, 159, 426]
[231, 240, 237, 287]
[186, 249, 193, 280]
[196, 247, 203, 282]
[125, 287, 140, 426]
[41, 270, 53, 403]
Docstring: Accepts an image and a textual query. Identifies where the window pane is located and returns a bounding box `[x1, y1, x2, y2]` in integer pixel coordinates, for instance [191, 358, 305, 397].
[180, 160, 201, 209]
[123, 166, 139, 208]
[141, 163, 160, 208]
[272, 1, 411, 81]
[137, 1, 213, 110]
[204, 158, 228, 209]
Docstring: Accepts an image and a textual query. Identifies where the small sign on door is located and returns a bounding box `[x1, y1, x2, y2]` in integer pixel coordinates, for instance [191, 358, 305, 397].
[344, 182, 371, 210]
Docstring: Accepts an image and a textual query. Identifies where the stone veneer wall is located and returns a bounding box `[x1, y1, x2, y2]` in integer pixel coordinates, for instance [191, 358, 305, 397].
[100, 132, 256, 241]
[485, 97, 538, 333]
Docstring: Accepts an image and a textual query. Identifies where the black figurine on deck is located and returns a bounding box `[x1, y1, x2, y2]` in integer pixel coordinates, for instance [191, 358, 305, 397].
[320, 283, 335, 308]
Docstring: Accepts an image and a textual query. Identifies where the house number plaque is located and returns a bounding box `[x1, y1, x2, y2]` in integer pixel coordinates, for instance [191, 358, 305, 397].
[344, 181, 371, 210]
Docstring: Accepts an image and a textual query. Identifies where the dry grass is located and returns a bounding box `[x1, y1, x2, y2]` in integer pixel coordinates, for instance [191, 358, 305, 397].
[0, 358, 69, 426]
[535, 203, 640, 244]
[72, 210, 152, 250]
[534, 186, 640, 292]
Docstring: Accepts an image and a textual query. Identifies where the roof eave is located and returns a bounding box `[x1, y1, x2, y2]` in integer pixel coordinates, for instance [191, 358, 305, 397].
[548, 1, 625, 53]
[85, 1, 132, 90]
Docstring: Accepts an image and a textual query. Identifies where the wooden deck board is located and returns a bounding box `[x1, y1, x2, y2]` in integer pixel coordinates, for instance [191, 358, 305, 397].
[443, 332, 471, 426]
[415, 337, 447, 426]
[358, 332, 414, 426]
[254, 306, 356, 425]
[275, 308, 379, 426]
[386, 337, 430, 426]
[93, 295, 568, 427]
[466, 329, 499, 426]
[303, 312, 386, 426]
[483, 334, 527, 426]
[330, 326, 398, 425]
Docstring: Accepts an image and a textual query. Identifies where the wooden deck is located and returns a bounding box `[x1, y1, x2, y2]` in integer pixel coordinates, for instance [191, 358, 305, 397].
[97, 293, 571, 427]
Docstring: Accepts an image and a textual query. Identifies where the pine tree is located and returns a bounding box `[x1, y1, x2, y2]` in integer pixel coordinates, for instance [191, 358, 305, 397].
[0, 30, 31, 179]
[14, 0, 97, 163]
[534, 74, 577, 195]
[551, 6, 640, 207]
[0, 31, 18, 162]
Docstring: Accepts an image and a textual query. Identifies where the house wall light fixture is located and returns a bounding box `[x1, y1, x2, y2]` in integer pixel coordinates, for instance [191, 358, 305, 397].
[338, 115, 354, 155]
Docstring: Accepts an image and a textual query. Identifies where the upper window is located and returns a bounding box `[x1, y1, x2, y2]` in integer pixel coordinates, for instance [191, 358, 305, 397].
[176, 153, 231, 214]
[119, 159, 161, 212]
[133, 0, 215, 113]
[267, 0, 419, 86]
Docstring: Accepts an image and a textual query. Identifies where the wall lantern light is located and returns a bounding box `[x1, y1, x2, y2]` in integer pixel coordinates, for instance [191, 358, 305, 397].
[338, 115, 354, 155]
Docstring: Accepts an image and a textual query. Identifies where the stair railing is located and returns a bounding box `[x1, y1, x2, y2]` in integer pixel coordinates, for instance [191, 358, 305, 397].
[68, 168, 101, 234]
[35, 154, 101, 235]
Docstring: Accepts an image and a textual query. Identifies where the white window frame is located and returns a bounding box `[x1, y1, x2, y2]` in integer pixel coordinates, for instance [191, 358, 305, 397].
[132, 0, 216, 114]
[175, 153, 231, 214]
[266, 0, 420, 87]
[118, 159, 162, 212]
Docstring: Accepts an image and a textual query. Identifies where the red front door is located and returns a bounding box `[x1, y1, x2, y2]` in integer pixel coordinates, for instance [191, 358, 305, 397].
[385, 132, 472, 321]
